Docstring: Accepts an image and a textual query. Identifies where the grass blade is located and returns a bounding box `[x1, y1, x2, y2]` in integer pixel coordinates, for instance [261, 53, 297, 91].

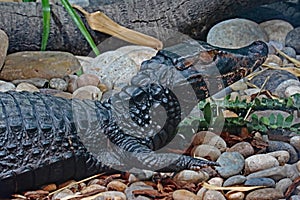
[60, 0, 100, 55]
[41, 0, 51, 51]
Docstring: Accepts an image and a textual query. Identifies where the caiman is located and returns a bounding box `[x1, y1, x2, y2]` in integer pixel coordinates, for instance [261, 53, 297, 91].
[0, 40, 268, 197]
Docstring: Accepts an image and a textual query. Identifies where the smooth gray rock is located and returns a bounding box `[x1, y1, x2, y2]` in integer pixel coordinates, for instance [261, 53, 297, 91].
[0, 29, 8, 70]
[227, 142, 254, 158]
[276, 178, 293, 194]
[244, 178, 276, 187]
[216, 152, 244, 178]
[207, 18, 268, 48]
[259, 19, 294, 44]
[245, 188, 284, 200]
[245, 154, 279, 174]
[267, 140, 298, 163]
[286, 27, 300, 54]
[223, 175, 246, 187]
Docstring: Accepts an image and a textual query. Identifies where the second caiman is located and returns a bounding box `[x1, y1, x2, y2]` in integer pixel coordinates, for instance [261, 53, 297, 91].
[0, 40, 268, 197]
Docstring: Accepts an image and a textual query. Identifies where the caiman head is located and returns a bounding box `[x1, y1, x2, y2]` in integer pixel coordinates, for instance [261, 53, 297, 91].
[149, 40, 269, 101]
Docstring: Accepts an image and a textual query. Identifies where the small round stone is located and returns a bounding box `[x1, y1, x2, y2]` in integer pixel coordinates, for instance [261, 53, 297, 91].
[192, 131, 227, 152]
[227, 142, 254, 158]
[16, 82, 39, 92]
[203, 190, 226, 200]
[207, 18, 268, 48]
[290, 136, 300, 152]
[99, 191, 126, 200]
[49, 78, 68, 91]
[173, 189, 201, 200]
[267, 140, 298, 163]
[80, 184, 107, 195]
[52, 189, 74, 200]
[0, 80, 15, 92]
[216, 152, 245, 178]
[76, 73, 100, 88]
[244, 178, 276, 187]
[267, 40, 284, 54]
[192, 144, 221, 161]
[0, 30, 8, 69]
[267, 151, 290, 165]
[282, 46, 297, 58]
[107, 180, 127, 192]
[223, 175, 246, 187]
[72, 85, 102, 100]
[245, 154, 279, 174]
[226, 191, 245, 200]
[263, 54, 283, 66]
[286, 27, 300, 54]
[208, 177, 224, 187]
[285, 85, 300, 97]
[259, 20, 294, 44]
[173, 170, 209, 183]
[276, 178, 293, 194]
[245, 188, 284, 200]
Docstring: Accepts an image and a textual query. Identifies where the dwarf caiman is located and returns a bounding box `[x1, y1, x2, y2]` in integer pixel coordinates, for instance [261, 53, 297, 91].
[0, 40, 268, 197]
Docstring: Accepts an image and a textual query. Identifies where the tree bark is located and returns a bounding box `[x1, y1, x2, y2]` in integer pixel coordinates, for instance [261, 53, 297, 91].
[0, 0, 281, 55]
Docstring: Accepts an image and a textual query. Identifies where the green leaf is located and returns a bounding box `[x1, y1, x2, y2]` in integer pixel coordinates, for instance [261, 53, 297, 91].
[251, 114, 259, 124]
[41, 0, 51, 51]
[284, 115, 294, 127]
[269, 113, 276, 125]
[203, 102, 212, 124]
[276, 113, 284, 127]
[260, 116, 270, 126]
[60, 0, 100, 55]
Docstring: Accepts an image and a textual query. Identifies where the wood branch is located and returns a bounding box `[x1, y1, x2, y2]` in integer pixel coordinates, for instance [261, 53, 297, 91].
[0, 0, 281, 55]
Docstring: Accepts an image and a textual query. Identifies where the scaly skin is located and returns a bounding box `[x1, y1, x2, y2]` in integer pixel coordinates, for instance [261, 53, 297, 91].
[0, 40, 268, 197]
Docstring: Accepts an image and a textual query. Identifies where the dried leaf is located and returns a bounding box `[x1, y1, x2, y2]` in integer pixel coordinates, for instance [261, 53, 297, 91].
[263, 64, 300, 77]
[73, 5, 163, 50]
[275, 48, 300, 67]
[223, 110, 238, 118]
[201, 182, 265, 191]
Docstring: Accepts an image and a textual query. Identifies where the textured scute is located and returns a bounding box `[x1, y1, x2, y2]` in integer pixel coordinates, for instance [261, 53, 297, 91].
[0, 41, 269, 197]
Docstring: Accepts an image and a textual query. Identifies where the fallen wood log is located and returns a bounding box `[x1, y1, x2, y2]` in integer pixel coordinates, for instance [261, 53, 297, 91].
[0, 0, 281, 55]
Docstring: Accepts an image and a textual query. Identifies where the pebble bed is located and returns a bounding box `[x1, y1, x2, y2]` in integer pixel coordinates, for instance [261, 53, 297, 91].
[1, 15, 300, 200]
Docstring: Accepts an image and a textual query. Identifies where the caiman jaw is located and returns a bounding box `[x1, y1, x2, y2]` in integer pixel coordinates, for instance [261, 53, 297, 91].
[173, 41, 268, 100]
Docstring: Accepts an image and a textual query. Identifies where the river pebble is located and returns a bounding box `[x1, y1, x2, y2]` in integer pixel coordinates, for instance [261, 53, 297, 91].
[0, 51, 81, 81]
[216, 152, 244, 178]
[282, 46, 297, 58]
[51, 189, 74, 200]
[173, 189, 201, 200]
[95, 191, 126, 200]
[192, 131, 227, 152]
[276, 79, 300, 98]
[0, 80, 15, 92]
[286, 27, 300, 54]
[267, 40, 284, 54]
[290, 135, 300, 152]
[223, 175, 246, 187]
[76, 73, 101, 88]
[72, 85, 102, 100]
[80, 184, 107, 195]
[202, 190, 226, 200]
[192, 144, 221, 161]
[267, 140, 298, 163]
[0, 30, 8, 70]
[16, 82, 39, 92]
[263, 54, 283, 66]
[173, 170, 209, 183]
[285, 85, 300, 97]
[12, 78, 49, 88]
[125, 184, 154, 200]
[207, 18, 268, 48]
[259, 19, 293, 43]
[291, 195, 300, 200]
[227, 142, 254, 158]
[107, 180, 127, 192]
[245, 177, 276, 187]
[245, 154, 279, 174]
[275, 178, 293, 194]
[226, 191, 245, 200]
[245, 188, 284, 200]
[267, 150, 290, 165]
[49, 78, 68, 91]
